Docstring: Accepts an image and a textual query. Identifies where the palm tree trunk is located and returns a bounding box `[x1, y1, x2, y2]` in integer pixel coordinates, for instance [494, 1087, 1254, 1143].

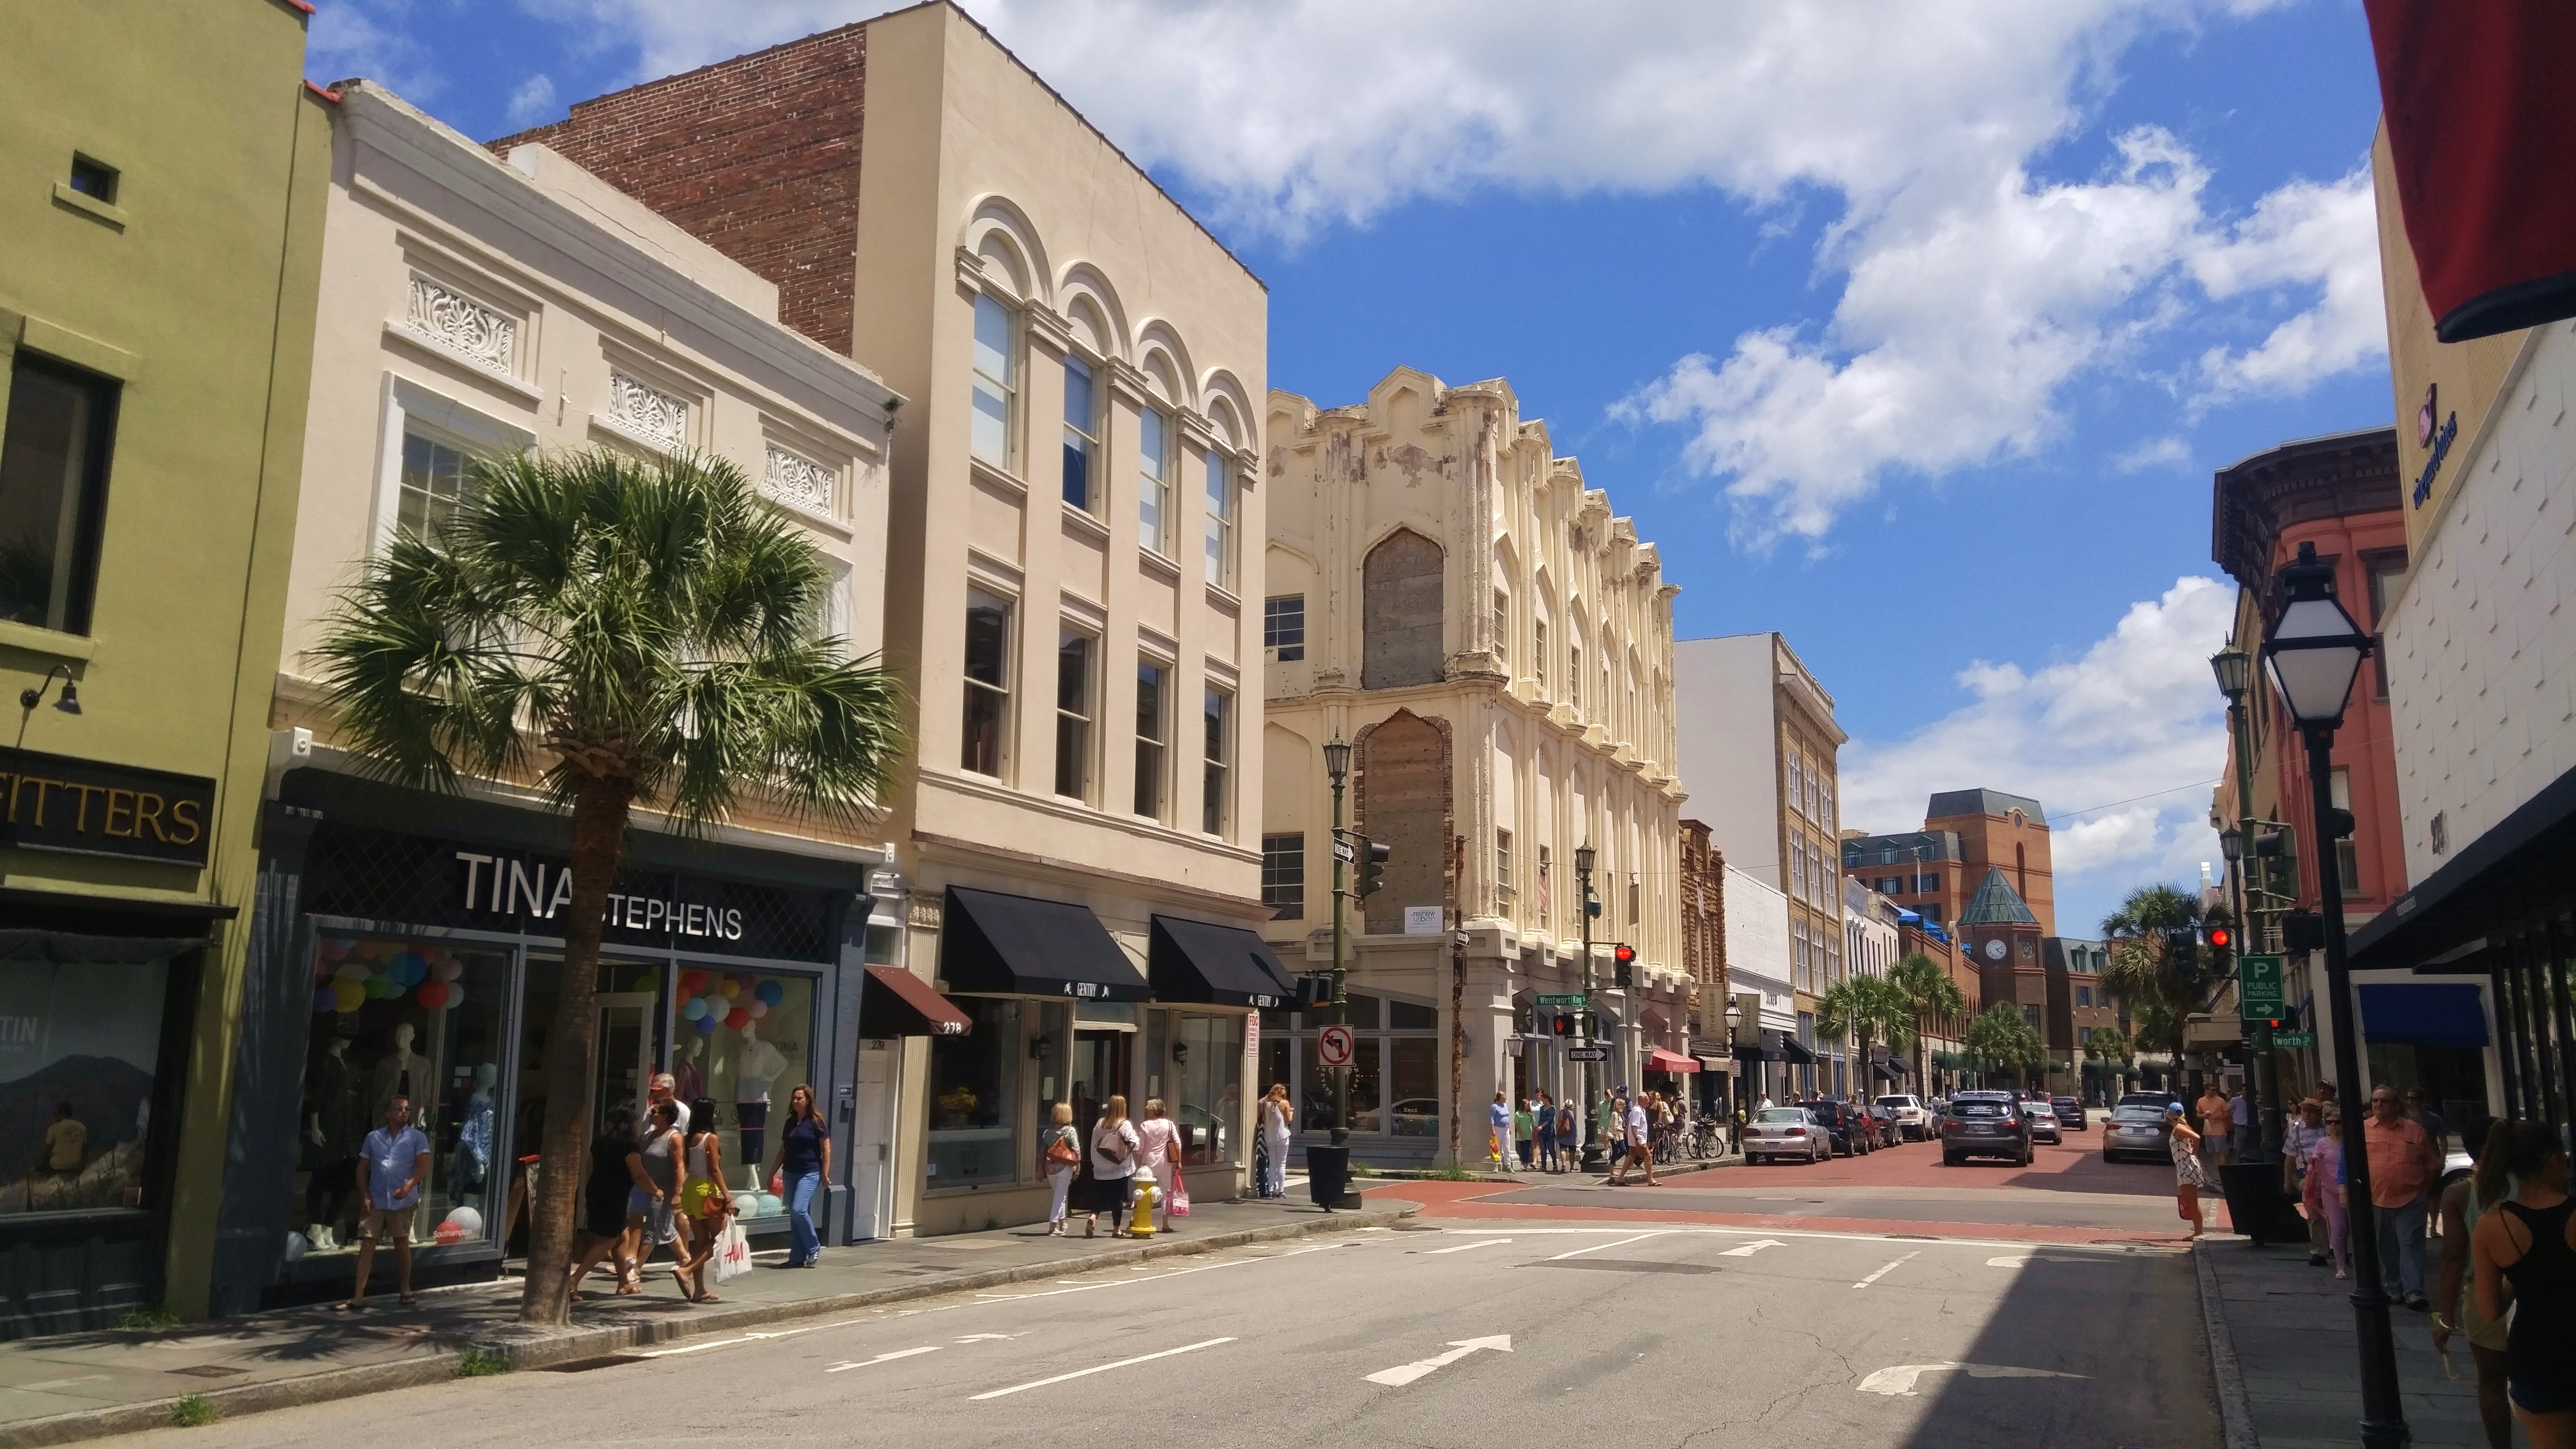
[516, 774, 636, 1327]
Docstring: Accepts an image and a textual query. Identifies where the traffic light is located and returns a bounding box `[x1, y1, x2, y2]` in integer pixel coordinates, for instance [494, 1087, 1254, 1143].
[1296, 972, 1336, 1008]
[2160, 926, 2201, 973]
[1357, 839, 1390, 897]
[2282, 911, 2326, 953]
[1586, 893, 1603, 919]
[1612, 943, 1636, 988]
[1547, 1012, 1578, 1039]
[2207, 926, 2232, 951]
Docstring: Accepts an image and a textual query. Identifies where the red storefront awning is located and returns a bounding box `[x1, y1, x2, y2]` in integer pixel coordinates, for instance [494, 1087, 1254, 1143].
[1645, 1047, 1699, 1075]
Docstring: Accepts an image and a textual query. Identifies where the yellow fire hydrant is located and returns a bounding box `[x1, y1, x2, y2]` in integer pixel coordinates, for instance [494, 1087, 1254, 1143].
[1127, 1172, 1159, 1238]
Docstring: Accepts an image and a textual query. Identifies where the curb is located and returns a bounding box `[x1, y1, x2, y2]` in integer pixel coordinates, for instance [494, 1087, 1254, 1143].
[0, 1202, 1418, 1449]
[2192, 1240, 2261, 1449]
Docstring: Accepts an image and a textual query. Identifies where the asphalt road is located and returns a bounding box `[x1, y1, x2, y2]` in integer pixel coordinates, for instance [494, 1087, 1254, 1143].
[105, 1205, 2220, 1449]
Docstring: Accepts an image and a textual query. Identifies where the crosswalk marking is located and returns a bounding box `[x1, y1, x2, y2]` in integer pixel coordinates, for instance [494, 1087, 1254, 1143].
[1852, 1252, 1919, 1288]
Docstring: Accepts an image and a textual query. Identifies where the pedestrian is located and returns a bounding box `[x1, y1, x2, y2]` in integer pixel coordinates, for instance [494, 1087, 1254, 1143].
[1612, 1089, 1657, 1186]
[2285, 1098, 2332, 1267]
[621, 1099, 689, 1297]
[2230, 1085, 2255, 1163]
[2407, 1087, 2451, 1156]
[1087, 1094, 1139, 1237]
[767, 1083, 830, 1268]
[676, 1097, 728, 1303]
[2432, 1118, 2512, 1449]
[1041, 1102, 1081, 1233]
[1555, 1101, 1578, 1169]
[1487, 1092, 1513, 1173]
[648, 1072, 691, 1136]
[337, 1095, 431, 1311]
[2167, 1103, 2206, 1239]
[1257, 1084, 1293, 1198]
[1534, 1090, 1557, 1172]
[2315, 1109, 2351, 1276]
[1513, 1097, 1535, 1171]
[2471, 1119, 2576, 1447]
[2364, 1084, 2441, 1309]
[1599, 1089, 1625, 1175]
[1134, 1098, 1182, 1233]
[566, 1108, 638, 1302]
[2197, 1083, 2232, 1169]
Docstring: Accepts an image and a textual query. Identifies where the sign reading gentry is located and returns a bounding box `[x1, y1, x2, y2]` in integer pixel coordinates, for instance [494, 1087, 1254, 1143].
[0, 745, 215, 868]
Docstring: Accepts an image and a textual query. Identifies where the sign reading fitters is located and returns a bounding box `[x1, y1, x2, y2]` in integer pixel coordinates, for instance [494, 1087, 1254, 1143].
[454, 851, 746, 941]
[0, 745, 216, 867]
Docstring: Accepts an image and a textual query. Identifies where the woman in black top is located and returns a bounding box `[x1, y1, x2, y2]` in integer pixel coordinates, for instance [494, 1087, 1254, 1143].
[2473, 1120, 2576, 1444]
[766, 1084, 830, 1268]
[565, 1109, 637, 1301]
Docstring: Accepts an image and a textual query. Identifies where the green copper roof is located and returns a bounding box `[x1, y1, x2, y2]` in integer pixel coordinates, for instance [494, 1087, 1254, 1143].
[1958, 866, 2040, 926]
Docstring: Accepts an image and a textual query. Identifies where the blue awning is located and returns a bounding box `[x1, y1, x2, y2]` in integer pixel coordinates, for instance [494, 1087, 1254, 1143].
[2357, 983, 2489, 1049]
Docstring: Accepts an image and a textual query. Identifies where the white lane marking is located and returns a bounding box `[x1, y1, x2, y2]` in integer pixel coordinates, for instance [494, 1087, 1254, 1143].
[1546, 1232, 1664, 1261]
[1852, 1251, 1919, 1288]
[1364, 1335, 1513, 1387]
[968, 1337, 1236, 1400]
[1987, 1256, 2033, 1267]
[825, 1346, 941, 1373]
[1418, 1226, 2178, 1256]
[978, 1240, 1355, 1301]
[1718, 1239, 1785, 1257]
[639, 1316, 876, 1357]
[1856, 1362, 2089, 1396]
[954, 1334, 1014, 1343]
[1424, 1238, 1512, 1255]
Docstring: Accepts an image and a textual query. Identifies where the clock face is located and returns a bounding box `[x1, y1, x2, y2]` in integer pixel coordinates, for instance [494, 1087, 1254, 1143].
[1984, 939, 2008, 961]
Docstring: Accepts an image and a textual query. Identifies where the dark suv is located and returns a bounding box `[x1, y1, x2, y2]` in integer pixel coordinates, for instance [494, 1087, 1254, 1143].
[2051, 1096, 2087, 1131]
[1808, 1098, 1873, 1157]
[1941, 1091, 2034, 1166]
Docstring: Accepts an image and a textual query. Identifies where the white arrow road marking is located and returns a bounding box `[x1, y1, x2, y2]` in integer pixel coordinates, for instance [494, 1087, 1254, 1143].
[1425, 1238, 1512, 1255]
[1987, 1256, 2033, 1268]
[1852, 1251, 1919, 1288]
[1365, 1336, 1513, 1387]
[640, 1316, 876, 1357]
[1856, 1362, 2089, 1396]
[969, 1337, 1236, 1400]
[1547, 1232, 1663, 1261]
[1718, 1239, 1786, 1257]
[953, 1334, 1015, 1343]
[826, 1346, 941, 1373]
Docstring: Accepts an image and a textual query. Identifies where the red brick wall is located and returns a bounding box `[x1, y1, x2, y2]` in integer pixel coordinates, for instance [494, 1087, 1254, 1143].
[489, 24, 867, 354]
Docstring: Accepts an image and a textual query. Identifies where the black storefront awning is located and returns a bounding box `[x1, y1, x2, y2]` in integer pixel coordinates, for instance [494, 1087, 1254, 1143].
[2349, 757, 2576, 970]
[0, 930, 210, 964]
[859, 965, 974, 1038]
[1870, 1058, 1902, 1080]
[1780, 1036, 1819, 1065]
[1148, 915, 1294, 1009]
[940, 886, 1151, 1001]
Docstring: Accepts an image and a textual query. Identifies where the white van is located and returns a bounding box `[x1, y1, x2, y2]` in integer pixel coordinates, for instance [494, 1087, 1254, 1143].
[1875, 1094, 1931, 1142]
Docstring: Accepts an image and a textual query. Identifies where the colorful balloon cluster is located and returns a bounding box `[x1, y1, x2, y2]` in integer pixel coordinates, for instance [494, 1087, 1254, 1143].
[309, 939, 468, 1015]
[675, 970, 786, 1035]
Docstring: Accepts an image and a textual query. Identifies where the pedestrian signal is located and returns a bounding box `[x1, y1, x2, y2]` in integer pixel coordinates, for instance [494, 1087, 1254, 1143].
[1357, 839, 1391, 898]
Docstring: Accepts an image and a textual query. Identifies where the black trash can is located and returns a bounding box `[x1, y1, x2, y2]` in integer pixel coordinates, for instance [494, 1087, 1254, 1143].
[2219, 1162, 2293, 1244]
[1306, 1144, 1350, 1211]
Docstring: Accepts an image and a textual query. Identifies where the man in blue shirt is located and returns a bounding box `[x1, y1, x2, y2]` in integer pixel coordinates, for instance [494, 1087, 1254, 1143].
[339, 1095, 431, 1311]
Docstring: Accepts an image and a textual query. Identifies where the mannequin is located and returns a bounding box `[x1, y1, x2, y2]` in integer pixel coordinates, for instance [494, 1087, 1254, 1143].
[372, 1024, 422, 1113]
[732, 1020, 789, 1182]
[456, 1063, 496, 1194]
[675, 1037, 706, 1107]
[305, 1037, 363, 1250]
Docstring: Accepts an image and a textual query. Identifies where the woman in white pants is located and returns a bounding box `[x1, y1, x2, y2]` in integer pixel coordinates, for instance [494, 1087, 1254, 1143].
[1259, 1084, 1294, 1198]
[1040, 1102, 1080, 1235]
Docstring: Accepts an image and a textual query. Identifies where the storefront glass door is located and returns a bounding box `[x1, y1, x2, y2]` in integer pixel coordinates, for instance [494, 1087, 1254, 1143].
[1071, 1028, 1132, 1183]
[593, 992, 657, 1137]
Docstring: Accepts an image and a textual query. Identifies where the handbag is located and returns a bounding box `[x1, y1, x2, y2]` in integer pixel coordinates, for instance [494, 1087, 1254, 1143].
[1046, 1128, 1079, 1167]
[712, 1220, 752, 1283]
[1169, 1165, 1190, 1217]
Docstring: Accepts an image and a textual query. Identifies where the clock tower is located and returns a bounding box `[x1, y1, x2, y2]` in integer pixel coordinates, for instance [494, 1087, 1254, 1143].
[1957, 866, 2046, 1033]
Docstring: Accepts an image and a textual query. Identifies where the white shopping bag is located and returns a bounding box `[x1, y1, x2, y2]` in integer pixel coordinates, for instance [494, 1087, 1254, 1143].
[713, 1221, 753, 1283]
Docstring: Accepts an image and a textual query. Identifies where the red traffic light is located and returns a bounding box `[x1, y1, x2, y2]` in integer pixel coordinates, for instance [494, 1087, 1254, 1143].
[2208, 927, 2232, 949]
[1613, 944, 1636, 964]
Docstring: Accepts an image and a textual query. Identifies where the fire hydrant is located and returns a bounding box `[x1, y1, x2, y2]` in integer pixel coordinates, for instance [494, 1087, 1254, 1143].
[1127, 1173, 1159, 1238]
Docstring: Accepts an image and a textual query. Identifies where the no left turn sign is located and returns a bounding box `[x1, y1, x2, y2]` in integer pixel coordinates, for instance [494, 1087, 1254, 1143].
[1319, 1023, 1355, 1067]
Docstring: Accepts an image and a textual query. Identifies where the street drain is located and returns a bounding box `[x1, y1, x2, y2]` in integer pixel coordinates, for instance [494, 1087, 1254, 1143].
[541, 1354, 648, 1372]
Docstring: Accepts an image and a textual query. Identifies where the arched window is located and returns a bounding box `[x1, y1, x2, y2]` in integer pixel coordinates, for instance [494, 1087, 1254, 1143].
[1362, 529, 1444, 690]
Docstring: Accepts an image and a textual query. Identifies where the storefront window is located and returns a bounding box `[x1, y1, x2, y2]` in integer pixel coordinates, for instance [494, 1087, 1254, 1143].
[928, 997, 1019, 1189]
[1388, 1037, 1438, 1137]
[1173, 1014, 1243, 1164]
[674, 966, 815, 1220]
[0, 955, 171, 1217]
[295, 936, 506, 1255]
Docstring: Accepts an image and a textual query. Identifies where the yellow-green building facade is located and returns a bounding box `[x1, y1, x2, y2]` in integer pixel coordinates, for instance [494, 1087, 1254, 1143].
[0, 0, 326, 1329]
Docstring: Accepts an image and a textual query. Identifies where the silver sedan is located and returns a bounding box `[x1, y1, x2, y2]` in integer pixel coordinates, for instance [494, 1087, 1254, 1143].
[1746, 1107, 1829, 1165]
[2101, 1106, 2175, 1163]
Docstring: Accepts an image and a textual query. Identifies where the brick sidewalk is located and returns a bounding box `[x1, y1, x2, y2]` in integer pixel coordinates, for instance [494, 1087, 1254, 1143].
[0, 1194, 1415, 1449]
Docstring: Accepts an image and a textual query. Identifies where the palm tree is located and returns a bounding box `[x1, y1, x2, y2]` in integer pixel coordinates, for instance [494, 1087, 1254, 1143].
[1818, 973, 1915, 1100]
[2100, 885, 2232, 1068]
[313, 449, 905, 1327]
[2084, 1025, 2133, 1099]
[1887, 952, 1965, 1092]
[1964, 1003, 2044, 1089]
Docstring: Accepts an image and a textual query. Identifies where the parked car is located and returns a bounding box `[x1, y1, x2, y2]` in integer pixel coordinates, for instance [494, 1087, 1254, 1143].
[1941, 1091, 2034, 1166]
[1877, 1093, 1932, 1142]
[2101, 1102, 2175, 1163]
[2051, 1096, 2088, 1132]
[1865, 1101, 1901, 1148]
[1745, 1106, 1829, 1165]
[1809, 1098, 1872, 1157]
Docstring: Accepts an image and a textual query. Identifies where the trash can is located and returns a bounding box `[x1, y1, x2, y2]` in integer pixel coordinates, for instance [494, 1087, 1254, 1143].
[2219, 1162, 2293, 1244]
[1306, 1144, 1350, 1211]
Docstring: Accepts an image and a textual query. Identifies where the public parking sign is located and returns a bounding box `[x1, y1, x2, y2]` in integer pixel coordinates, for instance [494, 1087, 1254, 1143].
[2237, 954, 2286, 1018]
[1319, 1023, 1355, 1067]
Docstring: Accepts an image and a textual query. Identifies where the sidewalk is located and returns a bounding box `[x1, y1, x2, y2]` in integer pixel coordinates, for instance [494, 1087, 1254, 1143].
[2197, 1237, 2497, 1449]
[0, 1193, 1417, 1449]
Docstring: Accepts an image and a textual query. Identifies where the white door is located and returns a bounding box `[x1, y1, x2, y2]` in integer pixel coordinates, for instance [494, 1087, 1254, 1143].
[849, 1040, 897, 1240]
[593, 992, 658, 1136]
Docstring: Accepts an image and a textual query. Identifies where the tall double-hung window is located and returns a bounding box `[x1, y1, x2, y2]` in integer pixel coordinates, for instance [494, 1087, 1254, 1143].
[1138, 408, 1172, 555]
[1203, 448, 1234, 589]
[1061, 355, 1098, 509]
[970, 293, 1016, 468]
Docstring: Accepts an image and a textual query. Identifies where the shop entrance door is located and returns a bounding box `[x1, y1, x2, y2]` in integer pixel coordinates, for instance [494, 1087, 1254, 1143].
[849, 1040, 896, 1241]
[594, 992, 658, 1139]
[1070, 1029, 1132, 1185]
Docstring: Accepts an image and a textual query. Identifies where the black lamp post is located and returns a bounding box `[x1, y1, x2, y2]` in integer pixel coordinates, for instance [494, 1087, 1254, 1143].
[1722, 995, 1744, 1152]
[1323, 734, 1353, 1152]
[2261, 541, 2406, 1449]
[1575, 839, 1603, 1171]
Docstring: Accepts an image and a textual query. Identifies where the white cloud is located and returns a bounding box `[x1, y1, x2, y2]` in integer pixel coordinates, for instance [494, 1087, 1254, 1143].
[309, 0, 442, 96]
[1840, 575, 2234, 934]
[505, 73, 559, 128]
[2112, 435, 2192, 472]
[2189, 166, 2386, 402]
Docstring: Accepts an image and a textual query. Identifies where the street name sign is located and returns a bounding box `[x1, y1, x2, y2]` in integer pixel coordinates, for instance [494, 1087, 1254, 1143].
[1536, 993, 1588, 1008]
[2237, 954, 2285, 1017]
[2270, 1030, 2317, 1049]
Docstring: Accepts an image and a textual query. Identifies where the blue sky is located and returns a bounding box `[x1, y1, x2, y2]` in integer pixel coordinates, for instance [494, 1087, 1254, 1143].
[308, 0, 2398, 938]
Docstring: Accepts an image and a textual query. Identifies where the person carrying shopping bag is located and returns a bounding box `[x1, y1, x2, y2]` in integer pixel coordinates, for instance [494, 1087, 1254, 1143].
[675, 1097, 729, 1303]
[766, 1084, 831, 1268]
[1041, 1102, 1081, 1235]
[1134, 1098, 1183, 1234]
[1087, 1095, 1140, 1238]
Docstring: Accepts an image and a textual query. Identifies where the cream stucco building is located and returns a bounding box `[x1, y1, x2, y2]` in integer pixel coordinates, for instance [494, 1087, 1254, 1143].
[1260, 368, 1688, 1169]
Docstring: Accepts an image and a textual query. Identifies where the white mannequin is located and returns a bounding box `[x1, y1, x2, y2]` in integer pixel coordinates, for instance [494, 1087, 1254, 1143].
[372, 1023, 421, 1112]
[676, 1036, 707, 1104]
[733, 1020, 787, 1105]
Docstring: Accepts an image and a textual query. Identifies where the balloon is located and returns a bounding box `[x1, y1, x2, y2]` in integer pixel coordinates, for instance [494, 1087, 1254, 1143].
[332, 979, 365, 1013]
[677, 970, 708, 998]
[754, 1194, 783, 1218]
[435, 1206, 482, 1245]
[681, 998, 707, 1021]
[730, 1192, 759, 1218]
[434, 958, 464, 982]
[725, 1007, 751, 1031]
[320, 940, 350, 960]
[334, 959, 369, 981]
[416, 981, 450, 1010]
[444, 982, 466, 1011]
[694, 1014, 718, 1035]
[627, 972, 655, 995]
[755, 981, 784, 1007]
[312, 987, 338, 1013]
[353, 941, 382, 960]
[719, 978, 741, 999]
[314, 956, 335, 982]
[745, 1000, 768, 1019]
[702, 995, 727, 1020]
[390, 952, 427, 984]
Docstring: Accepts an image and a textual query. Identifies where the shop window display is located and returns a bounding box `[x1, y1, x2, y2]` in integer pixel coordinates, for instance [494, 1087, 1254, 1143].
[1171, 1014, 1242, 1165]
[673, 966, 814, 1221]
[293, 937, 504, 1256]
[928, 997, 1019, 1188]
[0, 957, 172, 1217]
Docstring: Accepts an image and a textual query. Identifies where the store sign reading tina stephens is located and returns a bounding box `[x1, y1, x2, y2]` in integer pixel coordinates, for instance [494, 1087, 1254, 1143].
[455, 851, 746, 941]
[0, 745, 216, 868]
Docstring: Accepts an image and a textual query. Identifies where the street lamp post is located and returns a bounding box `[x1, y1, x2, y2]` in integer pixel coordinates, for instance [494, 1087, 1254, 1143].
[1323, 735, 1353, 1152]
[1576, 840, 1603, 1172]
[2211, 644, 2277, 1163]
[2261, 540, 2406, 1449]
[1722, 996, 1744, 1153]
